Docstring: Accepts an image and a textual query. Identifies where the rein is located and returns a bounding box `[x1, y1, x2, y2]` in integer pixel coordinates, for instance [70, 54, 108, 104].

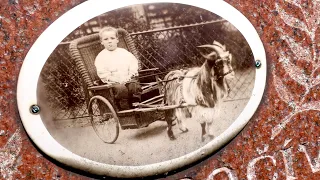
[160, 75, 197, 84]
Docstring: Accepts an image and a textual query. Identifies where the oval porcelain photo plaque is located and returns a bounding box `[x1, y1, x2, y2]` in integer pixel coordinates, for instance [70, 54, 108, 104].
[17, 0, 266, 178]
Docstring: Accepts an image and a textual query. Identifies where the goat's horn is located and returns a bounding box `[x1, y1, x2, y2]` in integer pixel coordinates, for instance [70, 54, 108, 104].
[199, 42, 226, 56]
[213, 41, 226, 49]
[214, 45, 226, 55]
[198, 45, 220, 57]
[213, 41, 223, 47]
[200, 51, 217, 60]
[213, 40, 227, 49]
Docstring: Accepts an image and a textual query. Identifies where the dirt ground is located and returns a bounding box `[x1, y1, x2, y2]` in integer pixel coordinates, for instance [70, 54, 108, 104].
[48, 99, 249, 166]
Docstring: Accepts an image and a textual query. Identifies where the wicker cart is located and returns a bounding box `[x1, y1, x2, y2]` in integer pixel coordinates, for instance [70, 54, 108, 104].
[69, 28, 186, 143]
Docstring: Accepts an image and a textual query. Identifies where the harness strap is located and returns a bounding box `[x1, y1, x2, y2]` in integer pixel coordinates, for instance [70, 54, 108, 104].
[213, 69, 233, 81]
[163, 69, 233, 105]
[178, 75, 197, 104]
[163, 75, 197, 105]
[179, 80, 185, 104]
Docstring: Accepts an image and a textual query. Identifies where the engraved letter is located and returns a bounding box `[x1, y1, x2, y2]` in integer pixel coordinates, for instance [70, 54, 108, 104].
[207, 167, 238, 180]
[247, 155, 277, 180]
[298, 144, 320, 173]
[280, 148, 297, 180]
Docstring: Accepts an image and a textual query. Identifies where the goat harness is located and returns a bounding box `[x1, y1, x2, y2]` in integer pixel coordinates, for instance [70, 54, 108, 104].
[163, 65, 234, 105]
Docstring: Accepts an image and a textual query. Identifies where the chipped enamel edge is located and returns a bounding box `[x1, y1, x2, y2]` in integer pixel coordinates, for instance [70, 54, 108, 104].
[17, 0, 266, 178]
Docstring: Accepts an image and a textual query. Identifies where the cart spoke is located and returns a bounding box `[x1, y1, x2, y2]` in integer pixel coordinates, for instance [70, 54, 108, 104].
[89, 96, 119, 143]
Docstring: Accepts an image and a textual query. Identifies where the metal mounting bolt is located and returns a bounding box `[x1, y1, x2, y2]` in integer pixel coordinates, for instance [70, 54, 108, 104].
[30, 105, 40, 114]
[255, 60, 262, 68]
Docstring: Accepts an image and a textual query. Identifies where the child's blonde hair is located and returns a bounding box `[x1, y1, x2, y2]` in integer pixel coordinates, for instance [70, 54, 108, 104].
[98, 26, 119, 39]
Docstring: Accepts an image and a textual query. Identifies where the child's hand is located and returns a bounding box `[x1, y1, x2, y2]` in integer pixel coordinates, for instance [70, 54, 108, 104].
[105, 80, 118, 85]
[93, 80, 101, 86]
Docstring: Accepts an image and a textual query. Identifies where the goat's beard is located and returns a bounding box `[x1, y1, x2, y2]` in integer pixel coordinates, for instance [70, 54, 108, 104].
[214, 77, 229, 99]
[193, 60, 230, 108]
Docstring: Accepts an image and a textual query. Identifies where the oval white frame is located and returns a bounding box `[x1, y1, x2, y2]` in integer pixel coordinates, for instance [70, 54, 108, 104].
[17, 0, 266, 178]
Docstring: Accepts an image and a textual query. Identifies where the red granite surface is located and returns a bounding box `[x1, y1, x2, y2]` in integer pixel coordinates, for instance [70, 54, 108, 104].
[0, 0, 319, 179]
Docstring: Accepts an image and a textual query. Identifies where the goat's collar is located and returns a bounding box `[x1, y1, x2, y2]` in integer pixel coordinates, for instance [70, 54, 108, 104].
[215, 57, 231, 64]
[213, 69, 233, 81]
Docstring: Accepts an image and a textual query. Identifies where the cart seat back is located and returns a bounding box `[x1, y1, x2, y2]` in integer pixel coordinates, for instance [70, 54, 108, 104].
[69, 28, 141, 87]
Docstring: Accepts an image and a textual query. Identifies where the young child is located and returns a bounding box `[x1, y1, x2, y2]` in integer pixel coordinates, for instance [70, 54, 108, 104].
[95, 26, 141, 110]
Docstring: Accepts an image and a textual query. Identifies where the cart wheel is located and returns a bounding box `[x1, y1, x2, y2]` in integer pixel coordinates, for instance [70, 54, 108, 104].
[88, 95, 119, 143]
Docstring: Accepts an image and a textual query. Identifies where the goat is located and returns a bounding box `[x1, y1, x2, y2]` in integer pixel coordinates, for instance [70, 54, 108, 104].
[163, 41, 235, 141]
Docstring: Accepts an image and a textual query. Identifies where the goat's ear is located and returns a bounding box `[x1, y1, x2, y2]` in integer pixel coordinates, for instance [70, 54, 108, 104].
[199, 51, 207, 59]
[197, 45, 219, 60]
[200, 51, 217, 60]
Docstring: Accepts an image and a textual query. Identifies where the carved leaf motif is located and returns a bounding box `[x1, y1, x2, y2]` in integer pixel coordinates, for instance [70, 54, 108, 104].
[271, 0, 320, 141]
[284, 0, 316, 29]
[299, 0, 320, 35]
[311, 66, 320, 86]
[271, 114, 295, 140]
[276, 3, 308, 32]
[302, 101, 320, 110]
[311, 1, 320, 35]
[284, 0, 301, 7]
[312, 78, 320, 87]
[0, 129, 22, 180]
[282, 35, 312, 62]
[279, 53, 309, 88]
[273, 72, 295, 104]
[314, 1, 320, 19]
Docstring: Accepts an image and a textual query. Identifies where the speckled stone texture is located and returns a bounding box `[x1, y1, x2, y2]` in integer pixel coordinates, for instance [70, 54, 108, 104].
[0, 0, 319, 179]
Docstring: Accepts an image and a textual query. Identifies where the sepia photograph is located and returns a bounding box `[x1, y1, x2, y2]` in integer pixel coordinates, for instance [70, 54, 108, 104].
[37, 3, 255, 166]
